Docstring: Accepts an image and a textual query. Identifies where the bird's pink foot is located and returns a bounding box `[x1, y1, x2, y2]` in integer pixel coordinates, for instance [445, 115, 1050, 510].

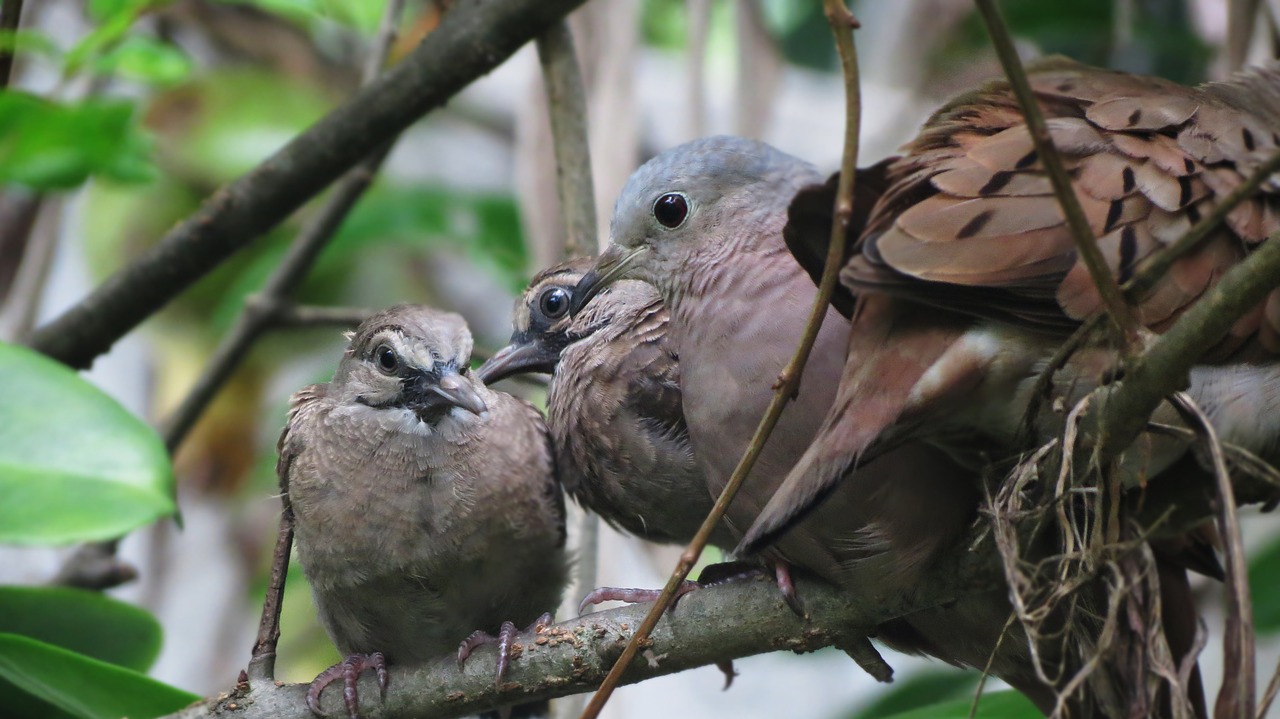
[576, 580, 702, 615]
[306, 651, 387, 719]
[457, 612, 552, 686]
[774, 563, 805, 617]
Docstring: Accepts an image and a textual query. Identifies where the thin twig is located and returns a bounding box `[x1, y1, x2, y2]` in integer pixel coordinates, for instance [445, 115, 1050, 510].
[240, 0, 408, 683]
[536, 21, 596, 258]
[575, 4, 862, 717]
[1127, 147, 1280, 301]
[26, 0, 592, 370]
[162, 0, 409, 450]
[1019, 146, 1280, 446]
[973, 0, 1141, 346]
[535, 23, 597, 719]
[271, 303, 377, 329]
[0, 196, 61, 342]
[246, 495, 295, 681]
[1258, 655, 1280, 719]
[0, 0, 24, 88]
[1168, 393, 1255, 718]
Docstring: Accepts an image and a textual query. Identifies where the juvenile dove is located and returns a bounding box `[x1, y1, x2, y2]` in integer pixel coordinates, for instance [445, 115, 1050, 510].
[281, 305, 568, 718]
[477, 258, 736, 548]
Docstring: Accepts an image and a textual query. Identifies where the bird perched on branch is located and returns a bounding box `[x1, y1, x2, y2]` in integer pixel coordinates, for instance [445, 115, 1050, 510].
[478, 258, 736, 549]
[740, 57, 1280, 550]
[280, 305, 567, 719]
[566, 136, 1032, 686]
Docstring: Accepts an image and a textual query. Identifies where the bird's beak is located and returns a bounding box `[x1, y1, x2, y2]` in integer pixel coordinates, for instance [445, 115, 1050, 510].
[411, 369, 488, 416]
[570, 244, 649, 316]
[476, 339, 559, 385]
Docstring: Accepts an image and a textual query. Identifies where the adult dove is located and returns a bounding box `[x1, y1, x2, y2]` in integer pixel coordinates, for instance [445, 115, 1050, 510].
[280, 305, 568, 719]
[564, 137, 1059, 696]
[740, 58, 1280, 555]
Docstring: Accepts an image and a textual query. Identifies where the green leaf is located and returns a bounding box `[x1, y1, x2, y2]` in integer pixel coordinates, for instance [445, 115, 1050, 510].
[1250, 533, 1280, 634]
[0, 343, 175, 544]
[0, 633, 195, 719]
[850, 671, 980, 718]
[0, 92, 155, 189]
[0, 29, 63, 59]
[0, 586, 162, 671]
[95, 36, 193, 86]
[876, 690, 1040, 719]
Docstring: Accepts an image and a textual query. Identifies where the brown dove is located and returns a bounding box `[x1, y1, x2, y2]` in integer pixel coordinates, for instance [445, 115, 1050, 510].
[569, 124, 1236, 713]
[477, 258, 738, 549]
[742, 57, 1280, 557]
[281, 305, 567, 719]
[565, 137, 1093, 695]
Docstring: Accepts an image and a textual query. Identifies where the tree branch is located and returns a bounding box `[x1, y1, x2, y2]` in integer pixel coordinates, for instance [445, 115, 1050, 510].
[25, 0, 591, 370]
[157, 457, 1277, 719]
[0, 0, 24, 89]
[168, 548, 997, 719]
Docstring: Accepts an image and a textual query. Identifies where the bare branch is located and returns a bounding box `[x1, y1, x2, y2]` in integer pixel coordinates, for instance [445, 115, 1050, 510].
[0, 0, 24, 88]
[535, 21, 596, 258]
[25, 0, 592, 370]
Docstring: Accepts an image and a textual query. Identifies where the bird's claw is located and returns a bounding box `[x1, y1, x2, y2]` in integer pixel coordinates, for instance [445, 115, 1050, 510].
[576, 580, 702, 615]
[456, 613, 552, 686]
[306, 651, 387, 719]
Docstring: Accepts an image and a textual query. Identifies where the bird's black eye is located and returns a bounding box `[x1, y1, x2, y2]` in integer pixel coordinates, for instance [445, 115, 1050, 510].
[539, 287, 571, 319]
[375, 344, 398, 374]
[653, 193, 689, 229]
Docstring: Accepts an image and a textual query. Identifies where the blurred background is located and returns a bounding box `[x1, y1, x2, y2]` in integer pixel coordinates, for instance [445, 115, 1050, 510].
[1, 1, 1278, 717]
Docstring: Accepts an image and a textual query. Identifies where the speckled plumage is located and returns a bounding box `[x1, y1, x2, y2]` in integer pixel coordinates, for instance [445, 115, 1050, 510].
[281, 306, 566, 713]
[481, 259, 736, 548]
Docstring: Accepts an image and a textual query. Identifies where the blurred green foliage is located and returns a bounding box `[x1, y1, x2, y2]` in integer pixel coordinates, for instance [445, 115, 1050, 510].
[848, 670, 980, 719]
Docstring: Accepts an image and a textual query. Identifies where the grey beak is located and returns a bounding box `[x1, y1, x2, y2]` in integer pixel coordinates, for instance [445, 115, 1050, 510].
[427, 371, 488, 416]
[570, 245, 649, 316]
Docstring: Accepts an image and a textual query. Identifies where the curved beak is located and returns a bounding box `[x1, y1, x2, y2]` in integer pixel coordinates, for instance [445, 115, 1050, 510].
[411, 369, 488, 417]
[476, 340, 559, 385]
[569, 244, 649, 316]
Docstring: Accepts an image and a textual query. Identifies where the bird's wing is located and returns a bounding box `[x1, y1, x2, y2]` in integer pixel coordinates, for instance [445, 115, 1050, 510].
[843, 57, 1280, 356]
[275, 383, 328, 495]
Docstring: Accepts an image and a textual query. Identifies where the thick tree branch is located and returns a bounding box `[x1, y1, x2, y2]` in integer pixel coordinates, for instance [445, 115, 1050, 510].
[25, 0, 590, 370]
[158, 457, 1276, 719]
[168, 550, 997, 719]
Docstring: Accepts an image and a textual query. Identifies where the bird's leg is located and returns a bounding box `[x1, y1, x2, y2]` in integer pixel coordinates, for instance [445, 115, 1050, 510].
[457, 612, 553, 686]
[306, 651, 387, 719]
[773, 563, 805, 617]
[576, 559, 804, 616]
[576, 580, 702, 615]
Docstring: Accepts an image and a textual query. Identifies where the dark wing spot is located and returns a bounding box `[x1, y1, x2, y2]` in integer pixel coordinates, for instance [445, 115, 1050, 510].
[1243, 127, 1256, 151]
[1118, 225, 1137, 283]
[957, 209, 995, 239]
[1184, 158, 1195, 174]
[978, 170, 1015, 196]
[1122, 166, 1136, 193]
[1057, 82, 1075, 92]
[1186, 203, 1202, 224]
[1104, 199, 1124, 233]
[1127, 108, 1143, 127]
[1015, 150, 1039, 169]
[1178, 175, 1193, 207]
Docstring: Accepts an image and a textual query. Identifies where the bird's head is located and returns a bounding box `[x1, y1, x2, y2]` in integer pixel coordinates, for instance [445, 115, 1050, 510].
[571, 135, 819, 315]
[475, 258, 589, 385]
[334, 305, 488, 424]
[478, 257, 660, 385]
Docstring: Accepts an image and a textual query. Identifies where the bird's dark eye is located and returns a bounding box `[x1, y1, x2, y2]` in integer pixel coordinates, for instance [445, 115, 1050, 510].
[653, 193, 689, 229]
[375, 344, 398, 374]
[539, 287, 571, 319]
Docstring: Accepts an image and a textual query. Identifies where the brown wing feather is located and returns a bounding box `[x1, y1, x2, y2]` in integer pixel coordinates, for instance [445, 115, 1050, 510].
[850, 56, 1280, 359]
